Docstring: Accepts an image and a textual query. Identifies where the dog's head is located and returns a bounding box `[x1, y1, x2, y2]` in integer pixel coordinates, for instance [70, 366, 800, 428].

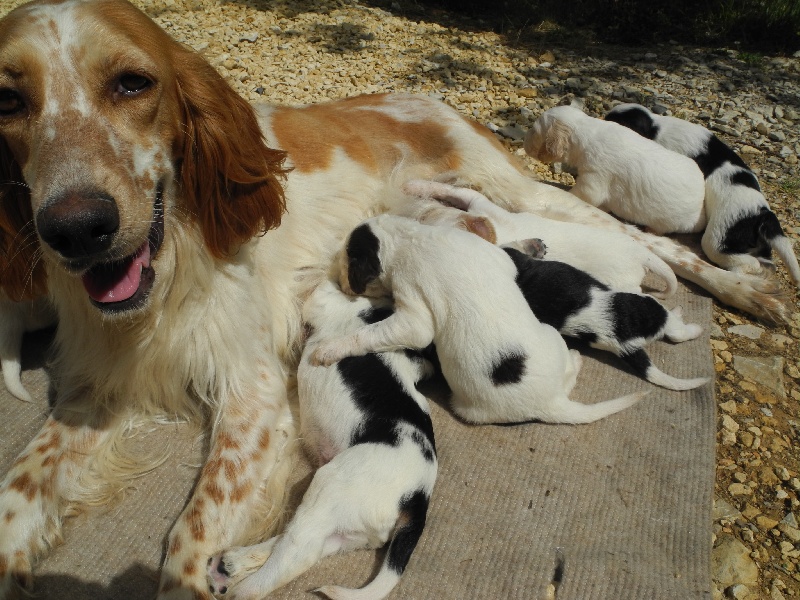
[523, 106, 578, 164]
[0, 0, 287, 313]
[337, 221, 388, 298]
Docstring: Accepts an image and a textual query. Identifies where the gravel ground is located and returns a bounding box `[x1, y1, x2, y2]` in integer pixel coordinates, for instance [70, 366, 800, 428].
[1, 0, 799, 598]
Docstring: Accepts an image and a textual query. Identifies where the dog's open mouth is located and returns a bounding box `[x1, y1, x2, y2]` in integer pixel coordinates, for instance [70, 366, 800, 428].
[81, 187, 165, 314]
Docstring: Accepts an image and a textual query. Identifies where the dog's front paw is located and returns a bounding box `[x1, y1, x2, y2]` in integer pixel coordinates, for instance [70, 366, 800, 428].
[207, 539, 276, 598]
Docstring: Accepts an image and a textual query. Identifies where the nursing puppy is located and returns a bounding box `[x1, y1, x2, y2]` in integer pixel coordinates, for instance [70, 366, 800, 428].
[605, 103, 800, 284]
[0, 294, 56, 402]
[399, 179, 678, 297]
[524, 105, 707, 235]
[503, 245, 709, 391]
[207, 279, 436, 600]
[311, 214, 645, 425]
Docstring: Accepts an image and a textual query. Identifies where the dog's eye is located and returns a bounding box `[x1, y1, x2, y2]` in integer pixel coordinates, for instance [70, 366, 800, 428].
[0, 89, 24, 117]
[115, 73, 153, 97]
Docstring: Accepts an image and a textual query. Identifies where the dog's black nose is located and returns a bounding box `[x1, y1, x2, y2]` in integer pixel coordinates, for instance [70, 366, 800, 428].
[37, 192, 119, 259]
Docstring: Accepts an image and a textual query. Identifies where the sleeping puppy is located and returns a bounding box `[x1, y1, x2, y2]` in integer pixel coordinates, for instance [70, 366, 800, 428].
[399, 179, 678, 297]
[207, 279, 436, 600]
[524, 105, 707, 235]
[311, 214, 645, 425]
[0, 293, 56, 402]
[503, 244, 709, 391]
[605, 103, 800, 284]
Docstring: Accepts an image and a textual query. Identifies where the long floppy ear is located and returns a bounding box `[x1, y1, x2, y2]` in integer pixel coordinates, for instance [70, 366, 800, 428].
[345, 224, 382, 295]
[0, 138, 47, 300]
[545, 119, 572, 160]
[457, 215, 497, 244]
[172, 46, 290, 259]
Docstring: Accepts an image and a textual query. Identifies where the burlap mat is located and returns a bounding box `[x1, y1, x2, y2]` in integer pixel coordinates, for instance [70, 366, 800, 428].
[0, 283, 714, 600]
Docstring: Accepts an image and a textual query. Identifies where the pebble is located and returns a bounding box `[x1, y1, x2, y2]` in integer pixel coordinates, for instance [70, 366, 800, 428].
[713, 536, 760, 587]
[729, 325, 764, 340]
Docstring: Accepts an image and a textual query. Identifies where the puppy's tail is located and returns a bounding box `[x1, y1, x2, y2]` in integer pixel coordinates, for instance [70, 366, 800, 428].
[315, 490, 430, 600]
[622, 349, 709, 391]
[644, 253, 678, 298]
[541, 391, 647, 424]
[763, 217, 800, 285]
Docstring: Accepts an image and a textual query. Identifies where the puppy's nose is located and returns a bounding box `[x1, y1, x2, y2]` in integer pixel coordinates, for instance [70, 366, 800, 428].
[36, 192, 119, 259]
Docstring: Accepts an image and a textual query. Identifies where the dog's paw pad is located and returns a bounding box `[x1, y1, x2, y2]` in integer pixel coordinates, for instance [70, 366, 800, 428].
[207, 554, 232, 595]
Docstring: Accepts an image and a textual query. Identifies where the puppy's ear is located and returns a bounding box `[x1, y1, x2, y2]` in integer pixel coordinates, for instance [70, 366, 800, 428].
[545, 119, 572, 159]
[345, 224, 382, 295]
[172, 44, 290, 259]
[457, 215, 497, 244]
[0, 138, 47, 300]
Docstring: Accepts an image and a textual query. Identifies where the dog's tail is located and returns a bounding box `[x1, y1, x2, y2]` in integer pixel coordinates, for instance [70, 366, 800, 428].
[541, 391, 647, 424]
[644, 253, 678, 298]
[761, 211, 800, 285]
[315, 490, 430, 600]
[622, 348, 709, 391]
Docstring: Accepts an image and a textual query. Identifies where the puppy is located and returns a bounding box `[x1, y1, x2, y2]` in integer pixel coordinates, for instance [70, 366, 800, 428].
[311, 214, 645, 425]
[207, 279, 437, 600]
[605, 103, 800, 284]
[0, 293, 56, 402]
[524, 105, 707, 235]
[503, 244, 709, 391]
[399, 179, 678, 297]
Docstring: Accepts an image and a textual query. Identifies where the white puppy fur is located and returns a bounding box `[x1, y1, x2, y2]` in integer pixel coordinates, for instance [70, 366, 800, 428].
[0, 294, 56, 402]
[524, 105, 707, 235]
[312, 214, 645, 425]
[605, 103, 800, 284]
[207, 279, 437, 600]
[398, 179, 678, 297]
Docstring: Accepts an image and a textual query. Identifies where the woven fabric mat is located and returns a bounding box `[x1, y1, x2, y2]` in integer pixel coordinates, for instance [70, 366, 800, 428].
[0, 283, 714, 600]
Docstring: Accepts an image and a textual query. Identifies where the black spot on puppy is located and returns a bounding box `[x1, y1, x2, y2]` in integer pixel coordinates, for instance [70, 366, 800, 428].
[337, 354, 435, 458]
[692, 135, 750, 178]
[387, 490, 430, 574]
[358, 305, 394, 324]
[504, 247, 602, 330]
[729, 169, 761, 192]
[605, 106, 660, 140]
[490, 351, 527, 386]
[346, 224, 382, 294]
[610, 293, 665, 343]
[720, 206, 780, 257]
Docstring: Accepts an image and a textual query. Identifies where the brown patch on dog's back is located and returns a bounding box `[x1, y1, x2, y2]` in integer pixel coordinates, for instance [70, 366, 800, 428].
[272, 95, 462, 175]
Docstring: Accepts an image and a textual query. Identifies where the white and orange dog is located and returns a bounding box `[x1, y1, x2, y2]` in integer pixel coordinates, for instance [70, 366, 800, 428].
[208, 280, 436, 600]
[525, 105, 707, 235]
[312, 214, 645, 425]
[605, 103, 800, 284]
[0, 1, 792, 597]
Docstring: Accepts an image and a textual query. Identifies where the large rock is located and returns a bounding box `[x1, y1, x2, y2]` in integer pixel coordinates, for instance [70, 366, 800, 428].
[733, 355, 786, 399]
[712, 535, 760, 588]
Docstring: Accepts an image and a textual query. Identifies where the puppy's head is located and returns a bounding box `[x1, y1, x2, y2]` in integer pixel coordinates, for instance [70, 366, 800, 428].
[605, 104, 659, 140]
[338, 222, 387, 297]
[524, 108, 576, 164]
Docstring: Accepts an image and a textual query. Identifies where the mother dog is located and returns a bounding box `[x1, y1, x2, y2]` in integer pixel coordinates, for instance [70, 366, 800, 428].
[0, 1, 790, 598]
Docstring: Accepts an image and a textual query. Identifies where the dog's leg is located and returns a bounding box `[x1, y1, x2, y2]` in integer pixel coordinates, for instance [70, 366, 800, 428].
[207, 538, 280, 595]
[158, 355, 295, 600]
[310, 308, 435, 367]
[0, 404, 118, 598]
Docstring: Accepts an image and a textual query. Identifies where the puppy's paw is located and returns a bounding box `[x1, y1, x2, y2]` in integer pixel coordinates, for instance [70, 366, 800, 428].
[309, 344, 343, 367]
[207, 553, 234, 596]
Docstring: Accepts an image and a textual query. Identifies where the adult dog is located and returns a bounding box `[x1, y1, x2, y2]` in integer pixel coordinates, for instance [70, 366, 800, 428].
[0, 1, 791, 598]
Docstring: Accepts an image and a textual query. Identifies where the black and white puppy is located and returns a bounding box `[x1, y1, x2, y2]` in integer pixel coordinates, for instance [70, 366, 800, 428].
[605, 103, 800, 285]
[503, 244, 709, 391]
[312, 214, 645, 425]
[207, 279, 437, 600]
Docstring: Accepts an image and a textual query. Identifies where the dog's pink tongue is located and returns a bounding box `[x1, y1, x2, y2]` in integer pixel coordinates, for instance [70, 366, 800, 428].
[82, 242, 150, 303]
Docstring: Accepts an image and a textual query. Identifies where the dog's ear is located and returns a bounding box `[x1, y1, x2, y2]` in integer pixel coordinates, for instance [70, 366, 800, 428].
[345, 224, 382, 295]
[457, 215, 497, 244]
[172, 45, 290, 259]
[545, 119, 572, 159]
[0, 138, 47, 300]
